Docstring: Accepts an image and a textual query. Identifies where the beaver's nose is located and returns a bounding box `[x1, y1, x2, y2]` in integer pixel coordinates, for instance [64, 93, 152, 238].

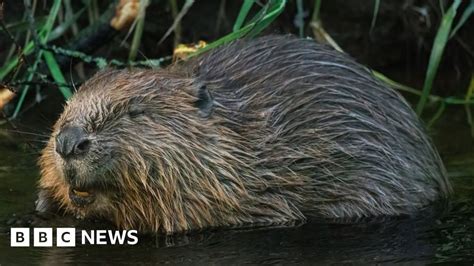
[55, 126, 90, 158]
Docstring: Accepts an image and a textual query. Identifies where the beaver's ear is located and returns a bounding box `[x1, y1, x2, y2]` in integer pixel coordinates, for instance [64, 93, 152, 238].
[193, 85, 214, 118]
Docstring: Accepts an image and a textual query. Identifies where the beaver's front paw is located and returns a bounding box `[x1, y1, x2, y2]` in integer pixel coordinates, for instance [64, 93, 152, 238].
[2, 211, 57, 231]
[35, 189, 59, 213]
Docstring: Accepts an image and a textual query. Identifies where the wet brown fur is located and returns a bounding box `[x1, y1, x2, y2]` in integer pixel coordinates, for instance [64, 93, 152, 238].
[38, 35, 451, 234]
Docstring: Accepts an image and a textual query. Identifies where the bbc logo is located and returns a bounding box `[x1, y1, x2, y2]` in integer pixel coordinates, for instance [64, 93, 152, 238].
[11, 228, 76, 247]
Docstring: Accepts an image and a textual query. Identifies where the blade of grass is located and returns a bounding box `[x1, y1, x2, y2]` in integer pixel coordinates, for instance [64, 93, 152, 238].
[243, 0, 285, 38]
[49, 6, 87, 41]
[296, 0, 304, 37]
[307, 0, 473, 127]
[0, 32, 35, 81]
[64, 0, 79, 35]
[12, 0, 62, 118]
[193, 0, 286, 56]
[308, 7, 473, 109]
[449, 0, 474, 38]
[374, 71, 474, 105]
[415, 0, 461, 116]
[169, 0, 181, 46]
[87, 0, 99, 25]
[4, 17, 46, 32]
[38, 0, 62, 40]
[427, 101, 446, 128]
[233, 0, 255, 32]
[370, 0, 380, 33]
[0, 0, 83, 81]
[129, 0, 149, 62]
[157, 0, 194, 45]
[247, 0, 286, 37]
[310, 1, 345, 52]
[43, 51, 73, 99]
[465, 74, 474, 136]
[311, 0, 322, 23]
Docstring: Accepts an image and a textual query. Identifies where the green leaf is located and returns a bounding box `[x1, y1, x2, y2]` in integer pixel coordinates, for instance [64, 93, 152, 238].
[129, 0, 150, 62]
[4, 17, 47, 33]
[465, 75, 474, 136]
[0, 0, 63, 81]
[311, 0, 322, 23]
[193, 0, 286, 56]
[450, 0, 474, 38]
[43, 51, 73, 99]
[11, 0, 63, 118]
[415, 0, 462, 116]
[233, 0, 255, 32]
[370, 0, 380, 33]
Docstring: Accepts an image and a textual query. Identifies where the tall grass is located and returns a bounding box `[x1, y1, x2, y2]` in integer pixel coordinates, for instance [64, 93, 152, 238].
[369, 0, 380, 33]
[0, 0, 472, 129]
[233, 0, 255, 32]
[128, 0, 150, 62]
[415, 0, 462, 116]
[11, 0, 72, 118]
[309, 0, 473, 128]
[193, 0, 286, 56]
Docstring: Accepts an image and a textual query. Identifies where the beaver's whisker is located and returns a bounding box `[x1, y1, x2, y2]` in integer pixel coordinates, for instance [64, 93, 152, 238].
[5, 129, 51, 137]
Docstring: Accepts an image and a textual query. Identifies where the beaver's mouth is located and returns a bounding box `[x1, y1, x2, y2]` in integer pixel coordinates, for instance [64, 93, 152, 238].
[69, 187, 95, 207]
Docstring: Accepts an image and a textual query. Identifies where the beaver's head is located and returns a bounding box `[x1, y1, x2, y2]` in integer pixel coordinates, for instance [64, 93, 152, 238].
[37, 69, 240, 232]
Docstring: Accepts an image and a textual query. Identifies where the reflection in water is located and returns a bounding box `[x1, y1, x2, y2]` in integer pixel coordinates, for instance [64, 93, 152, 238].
[1, 207, 472, 264]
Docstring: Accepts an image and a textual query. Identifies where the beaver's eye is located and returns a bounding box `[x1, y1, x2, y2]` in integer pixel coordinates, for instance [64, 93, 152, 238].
[128, 105, 146, 118]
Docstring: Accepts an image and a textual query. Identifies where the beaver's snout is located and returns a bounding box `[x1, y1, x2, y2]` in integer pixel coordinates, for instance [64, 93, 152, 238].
[55, 126, 91, 158]
[55, 126, 98, 190]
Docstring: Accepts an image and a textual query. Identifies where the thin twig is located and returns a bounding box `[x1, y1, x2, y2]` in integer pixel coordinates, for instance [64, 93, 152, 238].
[157, 0, 194, 45]
[169, 0, 181, 47]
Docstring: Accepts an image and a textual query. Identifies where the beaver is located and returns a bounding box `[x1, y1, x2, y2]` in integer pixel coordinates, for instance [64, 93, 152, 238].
[37, 35, 451, 234]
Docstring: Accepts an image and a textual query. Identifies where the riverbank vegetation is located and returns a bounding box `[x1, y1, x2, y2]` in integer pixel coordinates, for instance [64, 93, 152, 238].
[0, 0, 472, 134]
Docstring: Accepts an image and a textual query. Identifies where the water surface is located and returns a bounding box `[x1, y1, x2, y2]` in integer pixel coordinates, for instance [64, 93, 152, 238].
[0, 120, 473, 264]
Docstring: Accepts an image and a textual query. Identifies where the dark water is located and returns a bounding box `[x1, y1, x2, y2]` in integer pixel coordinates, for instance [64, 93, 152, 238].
[0, 119, 473, 265]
